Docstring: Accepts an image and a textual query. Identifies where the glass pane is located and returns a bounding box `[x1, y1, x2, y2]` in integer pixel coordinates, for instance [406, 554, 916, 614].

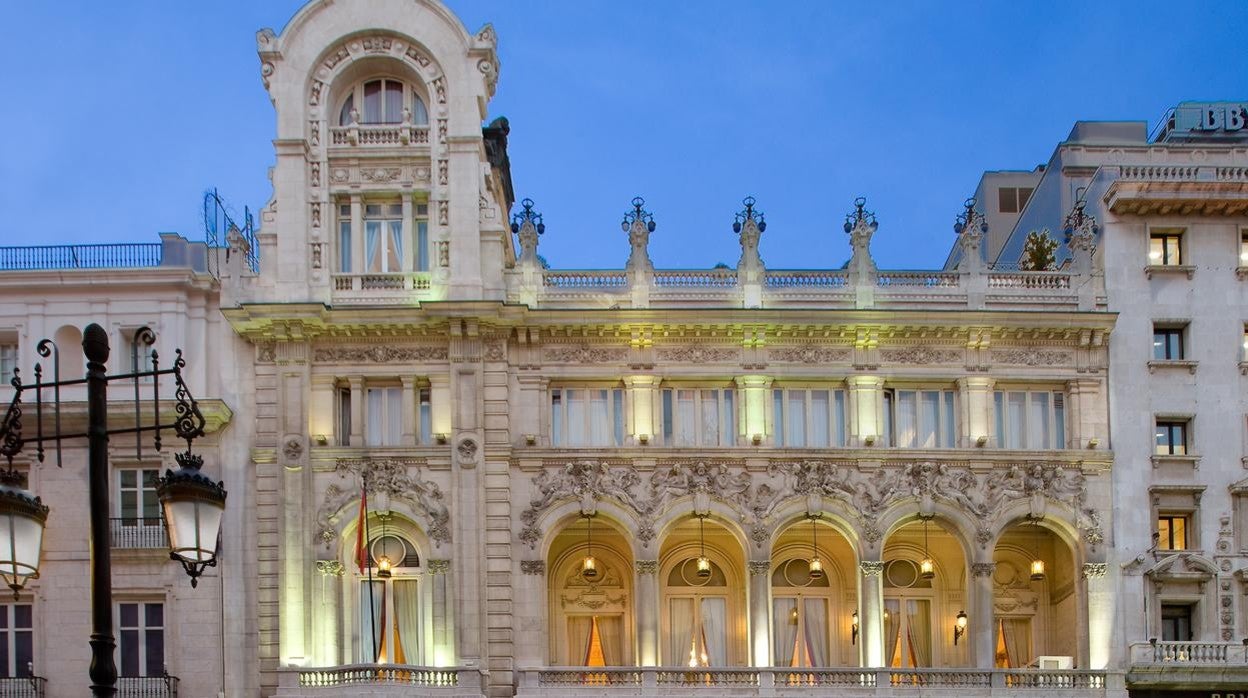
[773, 598, 798, 667]
[1030, 392, 1050, 449]
[566, 390, 585, 447]
[773, 390, 784, 447]
[13, 632, 28, 676]
[896, 391, 917, 448]
[613, 390, 625, 446]
[1172, 425, 1186, 455]
[810, 391, 830, 448]
[994, 392, 1004, 448]
[339, 221, 352, 273]
[700, 390, 719, 446]
[1166, 236, 1181, 265]
[722, 390, 735, 447]
[919, 391, 939, 448]
[366, 389, 384, 446]
[120, 629, 139, 677]
[412, 94, 429, 125]
[942, 392, 956, 447]
[1007, 392, 1026, 449]
[803, 598, 829, 667]
[387, 219, 403, 272]
[676, 391, 696, 447]
[339, 93, 354, 125]
[415, 221, 429, 271]
[383, 80, 403, 123]
[121, 491, 137, 519]
[0, 634, 7, 677]
[1149, 236, 1165, 264]
[14, 605, 29, 629]
[145, 628, 164, 675]
[145, 603, 163, 628]
[882, 390, 893, 446]
[662, 390, 673, 442]
[387, 387, 402, 446]
[1173, 517, 1187, 549]
[834, 391, 846, 447]
[668, 598, 694, 666]
[551, 391, 563, 446]
[365, 221, 382, 273]
[787, 391, 806, 447]
[589, 390, 610, 446]
[363, 80, 382, 123]
[120, 471, 136, 488]
[419, 391, 432, 444]
[142, 491, 160, 518]
[120, 603, 138, 628]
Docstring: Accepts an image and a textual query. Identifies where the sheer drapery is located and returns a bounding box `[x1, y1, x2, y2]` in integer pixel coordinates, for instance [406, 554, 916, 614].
[919, 391, 940, 448]
[669, 599, 694, 666]
[359, 581, 384, 662]
[387, 220, 403, 272]
[803, 598, 829, 667]
[895, 391, 918, 448]
[787, 392, 807, 446]
[999, 618, 1032, 668]
[568, 616, 594, 665]
[1029, 392, 1050, 449]
[598, 615, 622, 666]
[415, 221, 429, 271]
[773, 598, 798, 666]
[589, 390, 610, 446]
[566, 390, 586, 447]
[700, 390, 720, 446]
[810, 391, 830, 447]
[366, 221, 382, 273]
[906, 599, 932, 668]
[1007, 392, 1026, 448]
[676, 390, 696, 446]
[884, 599, 901, 667]
[701, 597, 727, 666]
[394, 580, 420, 665]
[383, 81, 403, 123]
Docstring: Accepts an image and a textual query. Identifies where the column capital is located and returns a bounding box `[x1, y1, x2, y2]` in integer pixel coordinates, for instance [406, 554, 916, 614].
[624, 375, 661, 389]
[428, 559, 451, 575]
[956, 376, 996, 390]
[971, 562, 996, 578]
[846, 375, 883, 390]
[860, 560, 885, 577]
[520, 560, 545, 576]
[636, 560, 659, 575]
[747, 560, 771, 576]
[1082, 562, 1108, 579]
[734, 374, 773, 389]
[316, 559, 345, 577]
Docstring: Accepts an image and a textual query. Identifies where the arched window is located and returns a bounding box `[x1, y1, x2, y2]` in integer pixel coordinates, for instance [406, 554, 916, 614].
[358, 533, 423, 664]
[665, 558, 730, 667]
[882, 558, 935, 668]
[771, 558, 833, 668]
[339, 78, 430, 126]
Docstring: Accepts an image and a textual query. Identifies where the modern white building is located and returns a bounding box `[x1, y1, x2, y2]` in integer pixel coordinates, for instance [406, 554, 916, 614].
[0, 2, 1244, 697]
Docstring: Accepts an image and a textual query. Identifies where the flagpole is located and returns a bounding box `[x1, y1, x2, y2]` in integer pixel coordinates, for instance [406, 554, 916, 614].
[363, 472, 378, 663]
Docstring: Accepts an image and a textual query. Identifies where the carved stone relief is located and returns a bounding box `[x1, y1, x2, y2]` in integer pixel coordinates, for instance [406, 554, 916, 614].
[880, 347, 962, 364]
[655, 346, 738, 363]
[312, 345, 448, 363]
[543, 345, 629, 364]
[635, 560, 658, 575]
[991, 348, 1073, 366]
[315, 457, 451, 548]
[769, 346, 852, 364]
[520, 560, 545, 575]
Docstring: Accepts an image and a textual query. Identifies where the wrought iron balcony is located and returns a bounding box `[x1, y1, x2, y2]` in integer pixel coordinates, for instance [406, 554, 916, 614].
[0, 244, 162, 271]
[109, 518, 168, 549]
[0, 676, 46, 698]
[117, 675, 178, 698]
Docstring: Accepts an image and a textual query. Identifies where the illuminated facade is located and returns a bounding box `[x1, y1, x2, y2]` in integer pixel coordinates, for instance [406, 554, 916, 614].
[0, 1, 1246, 696]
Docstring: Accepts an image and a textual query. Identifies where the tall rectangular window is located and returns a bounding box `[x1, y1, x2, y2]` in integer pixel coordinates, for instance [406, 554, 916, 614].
[993, 391, 1066, 449]
[1152, 326, 1185, 360]
[660, 389, 735, 447]
[1157, 514, 1188, 550]
[1161, 604, 1193, 642]
[1155, 420, 1188, 455]
[415, 203, 430, 272]
[118, 469, 160, 521]
[338, 203, 352, 273]
[0, 604, 33, 678]
[337, 387, 352, 446]
[366, 386, 403, 446]
[119, 330, 155, 376]
[365, 203, 404, 273]
[550, 388, 625, 447]
[887, 390, 957, 448]
[418, 387, 433, 444]
[772, 388, 846, 448]
[1149, 230, 1183, 266]
[1240, 230, 1248, 267]
[0, 343, 15, 380]
[118, 602, 164, 677]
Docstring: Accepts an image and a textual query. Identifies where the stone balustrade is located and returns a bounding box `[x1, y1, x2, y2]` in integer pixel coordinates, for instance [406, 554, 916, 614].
[329, 124, 430, 147]
[331, 272, 433, 304]
[1129, 640, 1248, 664]
[275, 665, 486, 697]
[514, 667, 1113, 696]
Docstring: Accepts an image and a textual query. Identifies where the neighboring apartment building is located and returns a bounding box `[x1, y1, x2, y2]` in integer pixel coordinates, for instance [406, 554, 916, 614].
[0, 2, 1242, 698]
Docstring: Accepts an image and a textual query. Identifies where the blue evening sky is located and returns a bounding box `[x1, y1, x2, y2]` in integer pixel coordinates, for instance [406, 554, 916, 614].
[1, 2, 1244, 270]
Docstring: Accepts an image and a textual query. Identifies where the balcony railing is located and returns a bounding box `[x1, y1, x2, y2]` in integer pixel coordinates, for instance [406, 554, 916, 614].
[1130, 640, 1248, 664]
[330, 273, 433, 305]
[328, 124, 430, 147]
[117, 675, 178, 698]
[0, 244, 162, 271]
[0, 677, 45, 698]
[109, 518, 168, 549]
[275, 665, 486, 695]
[516, 667, 1110, 695]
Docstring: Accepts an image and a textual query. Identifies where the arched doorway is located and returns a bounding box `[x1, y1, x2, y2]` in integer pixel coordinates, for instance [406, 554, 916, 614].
[660, 516, 746, 667]
[881, 518, 968, 668]
[992, 520, 1079, 668]
[771, 517, 856, 668]
[546, 515, 634, 666]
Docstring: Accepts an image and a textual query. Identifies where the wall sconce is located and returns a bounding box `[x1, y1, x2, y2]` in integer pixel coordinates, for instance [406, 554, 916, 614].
[975, 435, 988, 447]
[315, 434, 328, 446]
[637, 433, 650, 445]
[851, 610, 859, 645]
[751, 434, 763, 446]
[863, 434, 876, 447]
[434, 433, 449, 445]
[524, 434, 536, 446]
[953, 610, 968, 645]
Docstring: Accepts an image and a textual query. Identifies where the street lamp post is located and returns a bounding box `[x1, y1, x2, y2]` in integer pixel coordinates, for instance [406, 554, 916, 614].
[0, 323, 226, 697]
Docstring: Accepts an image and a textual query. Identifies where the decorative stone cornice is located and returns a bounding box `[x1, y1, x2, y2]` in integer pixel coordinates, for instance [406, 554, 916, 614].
[520, 560, 545, 575]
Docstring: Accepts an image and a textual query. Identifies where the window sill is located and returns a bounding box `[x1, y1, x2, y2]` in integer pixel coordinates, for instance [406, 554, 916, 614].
[1152, 454, 1201, 469]
[1148, 360, 1198, 375]
[1145, 264, 1196, 280]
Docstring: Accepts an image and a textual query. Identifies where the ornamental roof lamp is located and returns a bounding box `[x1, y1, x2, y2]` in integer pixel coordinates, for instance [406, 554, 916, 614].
[733, 196, 766, 272]
[622, 196, 656, 273]
[953, 197, 988, 272]
[510, 197, 545, 266]
[1062, 196, 1100, 275]
[843, 197, 878, 275]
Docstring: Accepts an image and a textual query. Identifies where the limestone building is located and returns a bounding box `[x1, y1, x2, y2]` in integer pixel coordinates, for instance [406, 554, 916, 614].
[0, 2, 1245, 697]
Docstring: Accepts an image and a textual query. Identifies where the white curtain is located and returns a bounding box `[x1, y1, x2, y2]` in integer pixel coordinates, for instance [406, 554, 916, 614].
[339, 221, 352, 273]
[589, 390, 610, 446]
[366, 388, 384, 446]
[1000, 618, 1032, 668]
[788, 391, 807, 446]
[906, 599, 932, 668]
[810, 391, 830, 447]
[383, 81, 403, 123]
[1029, 392, 1050, 449]
[566, 390, 585, 446]
[568, 616, 594, 665]
[676, 390, 696, 446]
[394, 580, 420, 664]
[359, 581, 384, 663]
[803, 598, 829, 667]
[833, 391, 847, 446]
[366, 221, 381, 273]
[773, 598, 798, 666]
[415, 221, 429, 271]
[1007, 392, 1026, 449]
[773, 391, 785, 446]
[884, 599, 901, 667]
[598, 616, 622, 666]
[412, 94, 430, 125]
[895, 391, 917, 448]
[700, 390, 720, 446]
[941, 392, 956, 447]
[919, 391, 940, 448]
[387, 219, 403, 272]
[669, 599, 694, 666]
[722, 390, 735, 446]
[700, 597, 727, 666]
[386, 388, 401, 446]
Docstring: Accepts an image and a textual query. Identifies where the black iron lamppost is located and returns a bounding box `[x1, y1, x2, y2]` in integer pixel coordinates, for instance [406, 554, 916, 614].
[0, 324, 226, 697]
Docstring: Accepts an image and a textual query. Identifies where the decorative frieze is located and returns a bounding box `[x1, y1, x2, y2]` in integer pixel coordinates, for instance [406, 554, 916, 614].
[542, 345, 628, 364]
[991, 348, 1073, 366]
[316, 560, 345, 577]
[655, 346, 737, 363]
[747, 560, 771, 576]
[428, 559, 451, 575]
[880, 347, 962, 364]
[312, 345, 447, 363]
[768, 345, 852, 364]
[972, 562, 997, 578]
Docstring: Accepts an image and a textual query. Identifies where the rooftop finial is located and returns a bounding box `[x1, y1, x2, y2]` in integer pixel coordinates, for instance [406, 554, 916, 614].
[510, 197, 545, 235]
[953, 198, 988, 236]
[621, 196, 656, 233]
[733, 196, 766, 234]
[511, 197, 545, 266]
[843, 197, 877, 234]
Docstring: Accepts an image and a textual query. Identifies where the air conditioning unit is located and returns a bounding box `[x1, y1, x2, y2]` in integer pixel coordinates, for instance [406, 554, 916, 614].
[1037, 656, 1073, 670]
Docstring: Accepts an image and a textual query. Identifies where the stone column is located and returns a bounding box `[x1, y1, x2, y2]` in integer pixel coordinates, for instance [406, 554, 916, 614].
[313, 560, 344, 665]
[734, 375, 773, 446]
[516, 561, 548, 668]
[956, 377, 995, 448]
[350, 195, 363, 274]
[636, 560, 660, 666]
[859, 560, 885, 667]
[428, 559, 455, 665]
[624, 376, 661, 446]
[970, 561, 996, 668]
[348, 376, 364, 446]
[748, 559, 772, 666]
[1083, 562, 1111, 668]
[400, 375, 417, 446]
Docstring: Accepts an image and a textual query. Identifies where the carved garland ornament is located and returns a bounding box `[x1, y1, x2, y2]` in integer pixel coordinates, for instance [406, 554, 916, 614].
[991, 348, 1073, 367]
[542, 345, 629, 364]
[520, 560, 545, 575]
[313, 345, 448, 363]
[316, 457, 451, 548]
[769, 346, 852, 364]
[655, 346, 738, 363]
[879, 347, 962, 364]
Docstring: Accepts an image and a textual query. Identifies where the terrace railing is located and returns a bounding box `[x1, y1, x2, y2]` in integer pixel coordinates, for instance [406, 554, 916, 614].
[0, 244, 162, 271]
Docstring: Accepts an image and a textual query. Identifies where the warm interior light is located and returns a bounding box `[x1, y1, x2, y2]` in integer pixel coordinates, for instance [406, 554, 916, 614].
[851, 610, 860, 645]
[1149, 249, 1163, 261]
[582, 514, 598, 580]
[808, 556, 824, 579]
[376, 555, 393, 579]
[919, 557, 935, 580]
[1030, 558, 1046, 581]
[696, 555, 712, 578]
[582, 555, 598, 580]
[157, 450, 227, 587]
[696, 514, 712, 578]
[956, 610, 968, 630]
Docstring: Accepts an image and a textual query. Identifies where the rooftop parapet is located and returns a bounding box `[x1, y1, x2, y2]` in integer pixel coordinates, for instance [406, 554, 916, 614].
[0, 234, 210, 274]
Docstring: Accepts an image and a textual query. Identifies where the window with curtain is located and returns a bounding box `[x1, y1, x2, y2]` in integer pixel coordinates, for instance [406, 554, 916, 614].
[337, 200, 428, 275]
[357, 535, 423, 664]
[336, 386, 352, 446]
[993, 390, 1066, 449]
[995, 617, 1032, 668]
[772, 388, 846, 448]
[1148, 230, 1183, 266]
[366, 386, 404, 446]
[338, 78, 430, 126]
[883, 559, 933, 668]
[771, 559, 833, 668]
[338, 203, 352, 273]
[661, 388, 735, 447]
[0, 604, 32, 678]
[365, 203, 404, 274]
[885, 390, 956, 448]
[665, 558, 731, 667]
[550, 388, 625, 447]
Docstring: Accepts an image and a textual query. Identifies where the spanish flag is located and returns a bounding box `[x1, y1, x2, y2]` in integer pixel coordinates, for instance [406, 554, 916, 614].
[356, 485, 369, 573]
